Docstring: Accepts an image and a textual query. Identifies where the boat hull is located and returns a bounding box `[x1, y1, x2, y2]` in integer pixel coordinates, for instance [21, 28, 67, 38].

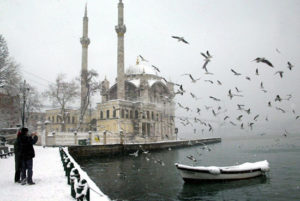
[176, 164, 266, 182]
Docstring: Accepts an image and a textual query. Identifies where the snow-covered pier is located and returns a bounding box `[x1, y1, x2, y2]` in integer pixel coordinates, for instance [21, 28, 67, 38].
[0, 146, 110, 201]
[69, 138, 222, 159]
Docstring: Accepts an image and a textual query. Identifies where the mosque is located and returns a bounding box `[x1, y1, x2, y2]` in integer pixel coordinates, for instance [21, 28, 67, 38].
[97, 0, 176, 141]
[46, 0, 176, 142]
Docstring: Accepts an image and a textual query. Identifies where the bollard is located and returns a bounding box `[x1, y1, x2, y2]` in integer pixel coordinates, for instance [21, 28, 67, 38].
[63, 158, 70, 172]
[76, 179, 89, 201]
[70, 168, 80, 199]
[67, 162, 74, 184]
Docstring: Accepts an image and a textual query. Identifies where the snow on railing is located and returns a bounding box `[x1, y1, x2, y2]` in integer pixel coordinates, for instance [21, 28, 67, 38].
[59, 147, 111, 201]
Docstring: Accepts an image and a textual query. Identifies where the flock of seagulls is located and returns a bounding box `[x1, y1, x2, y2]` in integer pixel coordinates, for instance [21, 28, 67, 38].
[123, 35, 298, 168]
[170, 35, 298, 138]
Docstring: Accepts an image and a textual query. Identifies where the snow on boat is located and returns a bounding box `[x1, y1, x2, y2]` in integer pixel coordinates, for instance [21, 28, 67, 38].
[175, 160, 270, 182]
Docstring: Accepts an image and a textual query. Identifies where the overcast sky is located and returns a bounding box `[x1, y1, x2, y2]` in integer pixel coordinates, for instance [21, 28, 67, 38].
[1, 0, 300, 137]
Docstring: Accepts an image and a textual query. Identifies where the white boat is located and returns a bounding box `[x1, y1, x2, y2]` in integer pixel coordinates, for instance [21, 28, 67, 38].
[175, 160, 270, 182]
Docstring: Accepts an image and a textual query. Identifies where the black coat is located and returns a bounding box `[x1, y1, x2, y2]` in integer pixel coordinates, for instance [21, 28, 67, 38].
[20, 135, 38, 160]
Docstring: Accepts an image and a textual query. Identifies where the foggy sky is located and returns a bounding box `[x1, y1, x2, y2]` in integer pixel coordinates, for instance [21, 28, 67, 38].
[1, 0, 300, 137]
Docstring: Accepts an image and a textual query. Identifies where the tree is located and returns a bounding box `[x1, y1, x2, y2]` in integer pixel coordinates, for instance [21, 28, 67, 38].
[0, 35, 21, 95]
[79, 69, 101, 130]
[44, 74, 79, 132]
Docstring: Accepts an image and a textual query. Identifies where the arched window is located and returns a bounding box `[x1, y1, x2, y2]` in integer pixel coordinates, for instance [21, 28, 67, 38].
[151, 111, 154, 120]
[125, 109, 129, 118]
[147, 111, 150, 119]
[106, 110, 110, 119]
[135, 110, 138, 119]
[130, 110, 133, 119]
[113, 109, 116, 118]
[121, 109, 125, 118]
[100, 111, 103, 119]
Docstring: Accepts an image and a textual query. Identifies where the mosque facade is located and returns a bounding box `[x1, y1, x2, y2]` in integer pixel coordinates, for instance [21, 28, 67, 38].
[96, 0, 176, 141]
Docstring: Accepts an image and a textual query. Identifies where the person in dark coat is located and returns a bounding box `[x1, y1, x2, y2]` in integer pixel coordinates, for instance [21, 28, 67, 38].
[19, 127, 38, 185]
[14, 130, 22, 183]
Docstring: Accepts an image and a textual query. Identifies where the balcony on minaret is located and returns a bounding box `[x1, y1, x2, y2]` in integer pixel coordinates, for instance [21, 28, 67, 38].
[80, 37, 90, 48]
[115, 25, 126, 36]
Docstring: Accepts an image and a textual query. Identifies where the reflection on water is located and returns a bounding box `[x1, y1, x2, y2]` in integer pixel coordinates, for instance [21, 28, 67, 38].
[77, 135, 300, 201]
[178, 176, 268, 200]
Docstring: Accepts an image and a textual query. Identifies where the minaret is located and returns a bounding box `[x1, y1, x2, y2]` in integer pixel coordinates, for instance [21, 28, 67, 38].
[115, 0, 126, 100]
[80, 4, 90, 112]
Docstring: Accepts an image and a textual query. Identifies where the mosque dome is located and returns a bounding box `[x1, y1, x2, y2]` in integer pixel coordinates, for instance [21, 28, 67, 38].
[126, 58, 157, 75]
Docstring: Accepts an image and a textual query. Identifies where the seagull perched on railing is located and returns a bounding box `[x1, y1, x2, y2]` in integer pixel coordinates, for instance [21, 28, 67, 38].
[171, 36, 189, 44]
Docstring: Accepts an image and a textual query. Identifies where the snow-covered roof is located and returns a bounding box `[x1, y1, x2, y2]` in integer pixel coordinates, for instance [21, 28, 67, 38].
[126, 61, 157, 75]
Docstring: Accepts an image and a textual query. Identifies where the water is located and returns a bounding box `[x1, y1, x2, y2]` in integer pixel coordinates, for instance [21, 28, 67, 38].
[77, 134, 300, 201]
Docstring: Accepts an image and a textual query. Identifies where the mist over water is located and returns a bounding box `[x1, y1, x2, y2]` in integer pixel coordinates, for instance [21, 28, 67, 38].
[77, 133, 300, 201]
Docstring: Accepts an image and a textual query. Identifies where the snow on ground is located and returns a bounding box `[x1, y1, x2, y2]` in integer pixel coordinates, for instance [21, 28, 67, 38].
[0, 146, 77, 201]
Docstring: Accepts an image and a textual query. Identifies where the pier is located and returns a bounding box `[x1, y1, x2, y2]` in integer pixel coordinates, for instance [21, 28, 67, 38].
[68, 138, 221, 159]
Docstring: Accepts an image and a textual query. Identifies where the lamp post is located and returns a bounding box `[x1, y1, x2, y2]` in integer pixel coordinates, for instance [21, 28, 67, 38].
[21, 80, 30, 128]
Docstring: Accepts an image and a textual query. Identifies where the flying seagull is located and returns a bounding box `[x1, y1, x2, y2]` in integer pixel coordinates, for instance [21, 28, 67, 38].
[268, 101, 272, 107]
[217, 80, 222, 85]
[235, 87, 242, 93]
[275, 95, 282, 102]
[255, 68, 259, 75]
[249, 122, 254, 130]
[139, 55, 148, 62]
[275, 71, 284, 78]
[231, 69, 242, 76]
[209, 96, 221, 101]
[205, 80, 214, 84]
[254, 115, 259, 121]
[151, 65, 160, 73]
[182, 74, 201, 83]
[186, 155, 197, 162]
[236, 115, 243, 121]
[237, 104, 245, 110]
[276, 107, 286, 113]
[171, 36, 189, 44]
[253, 57, 273, 67]
[230, 121, 237, 126]
[287, 61, 293, 70]
[228, 90, 234, 99]
[129, 150, 139, 157]
[200, 50, 212, 61]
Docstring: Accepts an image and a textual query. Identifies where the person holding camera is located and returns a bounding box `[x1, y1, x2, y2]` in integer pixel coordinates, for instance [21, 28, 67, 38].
[19, 127, 38, 185]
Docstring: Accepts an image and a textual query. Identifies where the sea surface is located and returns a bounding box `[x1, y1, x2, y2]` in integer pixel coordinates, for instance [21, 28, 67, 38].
[77, 134, 300, 201]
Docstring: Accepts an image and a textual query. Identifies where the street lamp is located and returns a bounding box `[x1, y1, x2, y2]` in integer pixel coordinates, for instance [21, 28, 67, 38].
[21, 80, 30, 128]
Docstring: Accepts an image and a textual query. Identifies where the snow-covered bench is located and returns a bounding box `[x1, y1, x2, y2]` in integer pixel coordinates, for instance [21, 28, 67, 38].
[0, 150, 7, 158]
